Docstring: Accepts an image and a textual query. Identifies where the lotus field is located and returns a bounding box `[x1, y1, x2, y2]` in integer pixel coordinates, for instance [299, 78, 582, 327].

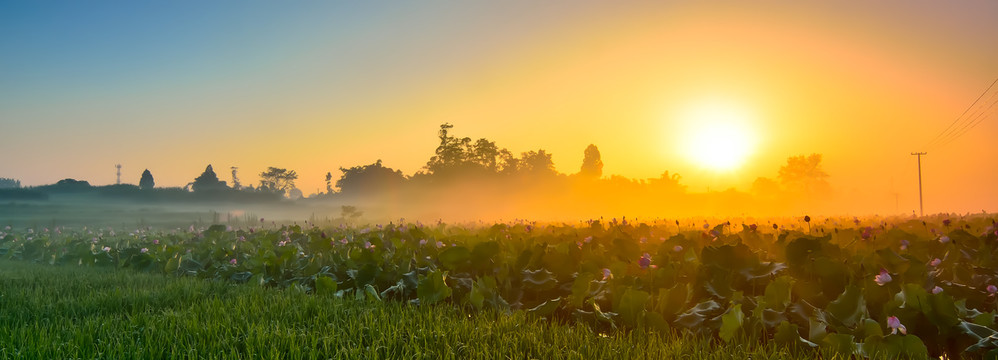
[2, 215, 998, 359]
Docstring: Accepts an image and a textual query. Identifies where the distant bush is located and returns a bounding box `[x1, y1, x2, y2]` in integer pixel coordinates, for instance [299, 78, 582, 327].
[35, 179, 93, 193]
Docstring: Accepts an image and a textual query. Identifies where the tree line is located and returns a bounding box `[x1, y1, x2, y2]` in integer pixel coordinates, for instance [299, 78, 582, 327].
[0, 123, 830, 215]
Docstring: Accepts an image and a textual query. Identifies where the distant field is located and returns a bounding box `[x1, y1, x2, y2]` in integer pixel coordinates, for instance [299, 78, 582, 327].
[0, 197, 344, 229]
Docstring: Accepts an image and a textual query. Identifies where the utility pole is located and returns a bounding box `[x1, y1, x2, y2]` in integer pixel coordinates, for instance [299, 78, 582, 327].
[910, 152, 926, 217]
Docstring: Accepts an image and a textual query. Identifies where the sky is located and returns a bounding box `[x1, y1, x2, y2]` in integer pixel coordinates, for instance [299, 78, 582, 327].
[1, 1, 997, 215]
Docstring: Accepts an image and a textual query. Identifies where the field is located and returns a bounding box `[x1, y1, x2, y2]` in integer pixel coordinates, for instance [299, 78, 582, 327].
[2, 213, 997, 359]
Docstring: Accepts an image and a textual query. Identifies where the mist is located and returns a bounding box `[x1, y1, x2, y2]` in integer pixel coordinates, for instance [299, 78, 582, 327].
[2, 123, 951, 229]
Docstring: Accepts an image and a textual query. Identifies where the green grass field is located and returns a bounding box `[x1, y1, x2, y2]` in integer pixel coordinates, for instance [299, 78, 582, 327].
[0, 259, 828, 360]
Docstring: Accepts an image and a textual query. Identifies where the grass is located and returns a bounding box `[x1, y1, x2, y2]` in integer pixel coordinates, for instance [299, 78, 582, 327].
[0, 260, 840, 360]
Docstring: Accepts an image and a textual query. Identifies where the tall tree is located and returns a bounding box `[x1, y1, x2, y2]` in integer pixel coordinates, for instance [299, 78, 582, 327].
[139, 169, 155, 190]
[325, 172, 334, 194]
[258, 167, 298, 194]
[579, 144, 603, 179]
[777, 154, 830, 194]
[230, 166, 241, 190]
[191, 165, 227, 192]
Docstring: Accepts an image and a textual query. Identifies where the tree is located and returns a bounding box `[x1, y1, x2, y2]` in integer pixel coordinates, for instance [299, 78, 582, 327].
[336, 160, 405, 195]
[777, 154, 830, 194]
[0, 177, 20, 189]
[648, 171, 684, 192]
[519, 150, 556, 175]
[230, 167, 241, 190]
[498, 149, 520, 175]
[258, 167, 298, 194]
[579, 144, 603, 179]
[139, 169, 155, 190]
[325, 172, 334, 194]
[192, 165, 227, 192]
[425, 123, 465, 175]
[424, 123, 510, 177]
[750, 177, 780, 197]
[471, 138, 500, 172]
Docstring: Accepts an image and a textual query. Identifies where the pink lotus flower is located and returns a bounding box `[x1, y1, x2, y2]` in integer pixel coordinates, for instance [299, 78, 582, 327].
[900, 240, 909, 251]
[874, 269, 892, 286]
[419, 239, 427, 246]
[932, 286, 943, 294]
[230, 258, 237, 265]
[988, 285, 997, 296]
[639, 253, 651, 269]
[861, 227, 873, 240]
[939, 235, 950, 244]
[930, 258, 942, 267]
[887, 316, 907, 335]
[102, 246, 111, 252]
[674, 245, 683, 252]
[602, 268, 612, 281]
[140, 248, 149, 253]
[153, 239, 160, 245]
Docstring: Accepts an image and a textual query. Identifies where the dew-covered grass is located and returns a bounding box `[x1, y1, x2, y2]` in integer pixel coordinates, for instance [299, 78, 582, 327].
[0, 259, 838, 359]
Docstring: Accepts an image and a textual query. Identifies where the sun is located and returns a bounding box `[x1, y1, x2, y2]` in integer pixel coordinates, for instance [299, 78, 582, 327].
[677, 100, 757, 171]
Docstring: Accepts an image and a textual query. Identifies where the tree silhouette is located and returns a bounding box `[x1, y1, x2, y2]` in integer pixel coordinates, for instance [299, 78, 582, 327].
[337, 160, 405, 195]
[0, 177, 20, 189]
[579, 144, 603, 179]
[750, 177, 780, 197]
[258, 167, 298, 194]
[498, 149, 520, 175]
[230, 166, 241, 190]
[424, 123, 512, 177]
[325, 172, 334, 194]
[648, 171, 684, 191]
[139, 169, 155, 190]
[777, 154, 830, 194]
[519, 150, 556, 175]
[425, 123, 464, 175]
[192, 165, 227, 192]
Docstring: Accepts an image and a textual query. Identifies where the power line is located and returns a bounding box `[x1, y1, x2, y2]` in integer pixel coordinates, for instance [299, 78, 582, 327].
[922, 76, 998, 150]
[931, 92, 998, 150]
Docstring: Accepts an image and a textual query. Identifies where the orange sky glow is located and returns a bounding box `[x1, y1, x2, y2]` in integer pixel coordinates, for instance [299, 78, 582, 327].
[1, 1, 996, 215]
